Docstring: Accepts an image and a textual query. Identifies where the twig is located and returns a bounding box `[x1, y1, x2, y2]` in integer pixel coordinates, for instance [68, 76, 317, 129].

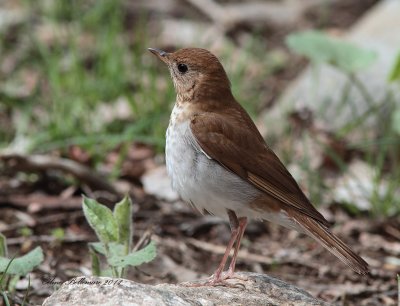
[185, 237, 273, 264]
[6, 234, 91, 246]
[182, 0, 329, 31]
[185, 237, 319, 270]
[0, 194, 82, 211]
[384, 225, 400, 241]
[0, 153, 119, 196]
[0, 211, 84, 233]
[132, 228, 153, 252]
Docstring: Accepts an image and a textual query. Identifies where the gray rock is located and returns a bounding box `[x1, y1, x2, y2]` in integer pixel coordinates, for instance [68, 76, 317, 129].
[42, 272, 330, 306]
[263, 0, 400, 138]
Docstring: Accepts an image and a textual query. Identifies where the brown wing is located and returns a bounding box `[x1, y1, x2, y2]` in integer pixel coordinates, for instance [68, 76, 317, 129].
[190, 108, 329, 226]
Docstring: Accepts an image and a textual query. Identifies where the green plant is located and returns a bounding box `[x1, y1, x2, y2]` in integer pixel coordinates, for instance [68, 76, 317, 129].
[0, 257, 14, 306]
[82, 195, 156, 278]
[389, 51, 400, 137]
[1, 0, 174, 158]
[286, 30, 377, 73]
[388, 51, 400, 82]
[0, 0, 276, 158]
[50, 228, 65, 241]
[0, 233, 43, 305]
[18, 227, 33, 238]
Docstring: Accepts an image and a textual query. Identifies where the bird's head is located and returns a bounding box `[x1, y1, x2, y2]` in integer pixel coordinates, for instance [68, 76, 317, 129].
[148, 47, 232, 103]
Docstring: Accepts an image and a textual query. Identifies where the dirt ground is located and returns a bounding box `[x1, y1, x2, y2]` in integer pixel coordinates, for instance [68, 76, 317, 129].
[0, 188, 398, 305]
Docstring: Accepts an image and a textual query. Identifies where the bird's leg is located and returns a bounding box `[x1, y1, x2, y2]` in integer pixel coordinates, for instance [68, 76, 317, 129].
[181, 210, 247, 287]
[222, 216, 248, 280]
[210, 210, 240, 283]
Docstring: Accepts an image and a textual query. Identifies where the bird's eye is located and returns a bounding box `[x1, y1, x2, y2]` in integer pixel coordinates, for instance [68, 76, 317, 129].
[177, 63, 188, 73]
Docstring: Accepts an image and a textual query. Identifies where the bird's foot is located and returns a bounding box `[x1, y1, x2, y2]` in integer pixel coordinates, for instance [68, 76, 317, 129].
[181, 272, 247, 288]
[220, 270, 249, 282]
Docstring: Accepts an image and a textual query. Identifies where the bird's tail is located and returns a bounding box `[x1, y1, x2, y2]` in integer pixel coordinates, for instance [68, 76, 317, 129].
[293, 213, 369, 275]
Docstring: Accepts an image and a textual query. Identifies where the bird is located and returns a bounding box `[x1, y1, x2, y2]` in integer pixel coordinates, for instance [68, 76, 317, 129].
[148, 47, 369, 285]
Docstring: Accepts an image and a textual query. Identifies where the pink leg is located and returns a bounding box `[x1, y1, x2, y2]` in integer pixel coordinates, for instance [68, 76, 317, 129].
[210, 210, 240, 282]
[224, 217, 247, 278]
[182, 210, 247, 287]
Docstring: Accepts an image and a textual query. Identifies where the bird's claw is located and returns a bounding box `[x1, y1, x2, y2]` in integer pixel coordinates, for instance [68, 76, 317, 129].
[180, 273, 248, 288]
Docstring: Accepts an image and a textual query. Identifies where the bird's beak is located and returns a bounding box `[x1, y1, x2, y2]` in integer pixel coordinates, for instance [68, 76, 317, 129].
[148, 48, 169, 63]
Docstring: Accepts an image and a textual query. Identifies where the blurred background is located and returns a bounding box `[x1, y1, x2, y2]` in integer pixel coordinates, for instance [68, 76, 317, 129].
[0, 0, 399, 305]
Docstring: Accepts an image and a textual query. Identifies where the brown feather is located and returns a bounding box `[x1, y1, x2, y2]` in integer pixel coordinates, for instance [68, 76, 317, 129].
[291, 212, 369, 274]
[190, 106, 329, 226]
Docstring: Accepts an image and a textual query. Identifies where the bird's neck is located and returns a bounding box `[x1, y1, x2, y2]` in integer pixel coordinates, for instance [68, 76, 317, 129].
[176, 78, 234, 109]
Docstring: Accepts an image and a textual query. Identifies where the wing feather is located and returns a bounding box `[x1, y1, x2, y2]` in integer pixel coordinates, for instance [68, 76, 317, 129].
[190, 110, 329, 226]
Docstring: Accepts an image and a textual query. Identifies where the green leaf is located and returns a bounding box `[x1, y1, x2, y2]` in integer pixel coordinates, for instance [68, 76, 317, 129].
[388, 51, 400, 82]
[0, 256, 14, 289]
[90, 249, 101, 277]
[0, 247, 44, 275]
[82, 196, 119, 243]
[108, 243, 126, 259]
[397, 274, 400, 301]
[1, 291, 10, 306]
[89, 242, 106, 255]
[51, 228, 65, 240]
[99, 267, 114, 277]
[90, 242, 125, 257]
[286, 30, 377, 73]
[18, 227, 33, 237]
[0, 233, 7, 257]
[108, 241, 156, 268]
[391, 108, 400, 135]
[113, 195, 133, 249]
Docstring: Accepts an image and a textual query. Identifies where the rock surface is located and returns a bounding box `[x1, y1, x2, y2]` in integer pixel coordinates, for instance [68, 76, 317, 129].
[42, 272, 330, 306]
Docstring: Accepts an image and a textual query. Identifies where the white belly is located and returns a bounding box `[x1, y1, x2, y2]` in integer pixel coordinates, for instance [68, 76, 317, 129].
[165, 115, 261, 219]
